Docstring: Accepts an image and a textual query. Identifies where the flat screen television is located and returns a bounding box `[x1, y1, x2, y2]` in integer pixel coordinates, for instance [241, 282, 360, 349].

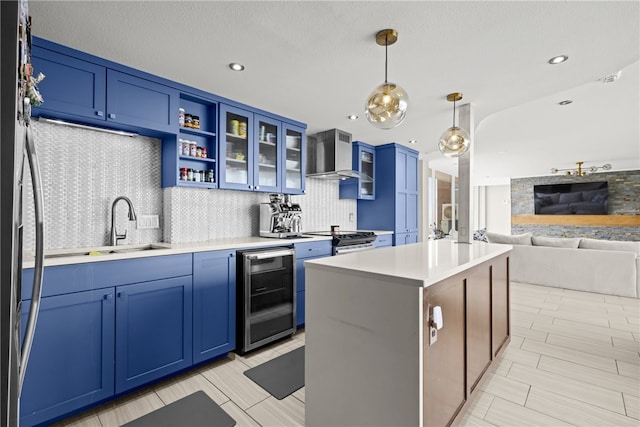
[534, 181, 608, 215]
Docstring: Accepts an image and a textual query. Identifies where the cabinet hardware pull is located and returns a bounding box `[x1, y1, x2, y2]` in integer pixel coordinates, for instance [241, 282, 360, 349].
[96, 111, 104, 117]
[108, 113, 116, 119]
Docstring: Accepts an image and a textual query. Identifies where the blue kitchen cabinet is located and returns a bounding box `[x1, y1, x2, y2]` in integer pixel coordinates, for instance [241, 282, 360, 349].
[281, 123, 306, 195]
[115, 275, 193, 393]
[193, 250, 236, 364]
[294, 240, 332, 327]
[31, 40, 178, 134]
[106, 70, 179, 133]
[20, 288, 115, 427]
[340, 141, 375, 200]
[220, 103, 306, 194]
[253, 114, 283, 193]
[219, 104, 256, 191]
[164, 93, 218, 189]
[357, 143, 419, 246]
[31, 44, 107, 121]
[374, 234, 393, 248]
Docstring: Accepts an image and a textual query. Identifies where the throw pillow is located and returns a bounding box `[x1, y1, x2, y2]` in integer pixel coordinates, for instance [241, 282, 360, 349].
[582, 189, 606, 202]
[473, 228, 488, 242]
[531, 236, 581, 248]
[558, 191, 583, 204]
[538, 196, 553, 207]
[592, 193, 607, 203]
[578, 238, 640, 256]
[485, 231, 532, 245]
[536, 192, 560, 204]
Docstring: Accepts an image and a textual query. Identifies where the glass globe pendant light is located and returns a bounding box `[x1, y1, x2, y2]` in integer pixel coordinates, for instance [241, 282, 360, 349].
[438, 92, 471, 157]
[365, 29, 409, 129]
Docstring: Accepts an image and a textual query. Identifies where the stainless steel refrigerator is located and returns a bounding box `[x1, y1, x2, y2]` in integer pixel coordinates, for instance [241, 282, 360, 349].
[1, 0, 45, 425]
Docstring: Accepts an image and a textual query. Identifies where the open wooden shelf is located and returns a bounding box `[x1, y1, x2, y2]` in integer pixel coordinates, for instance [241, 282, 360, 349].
[511, 215, 640, 227]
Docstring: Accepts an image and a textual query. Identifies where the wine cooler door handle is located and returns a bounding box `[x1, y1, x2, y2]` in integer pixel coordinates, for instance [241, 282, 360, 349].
[19, 110, 45, 393]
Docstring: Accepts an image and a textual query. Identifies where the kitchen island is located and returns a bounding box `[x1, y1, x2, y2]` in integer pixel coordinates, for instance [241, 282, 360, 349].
[304, 239, 512, 427]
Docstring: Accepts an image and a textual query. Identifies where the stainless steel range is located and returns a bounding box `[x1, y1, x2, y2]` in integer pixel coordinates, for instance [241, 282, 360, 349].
[305, 231, 377, 255]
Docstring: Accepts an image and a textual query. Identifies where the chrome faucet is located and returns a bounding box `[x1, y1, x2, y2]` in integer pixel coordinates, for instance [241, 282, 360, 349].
[110, 196, 137, 246]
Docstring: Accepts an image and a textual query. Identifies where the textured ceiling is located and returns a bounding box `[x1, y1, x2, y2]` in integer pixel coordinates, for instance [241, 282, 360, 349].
[29, 1, 640, 185]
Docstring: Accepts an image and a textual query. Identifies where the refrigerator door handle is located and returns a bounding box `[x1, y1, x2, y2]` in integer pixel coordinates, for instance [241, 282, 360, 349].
[18, 116, 45, 393]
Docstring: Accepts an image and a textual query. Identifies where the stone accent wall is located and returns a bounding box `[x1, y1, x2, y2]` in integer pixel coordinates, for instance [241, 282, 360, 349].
[510, 170, 640, 241]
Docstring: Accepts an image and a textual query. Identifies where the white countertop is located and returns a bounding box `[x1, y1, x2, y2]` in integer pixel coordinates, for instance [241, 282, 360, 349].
[22, 230, 394, 268]
[304, 239, 512, 288]
[23, 235, 332, 268]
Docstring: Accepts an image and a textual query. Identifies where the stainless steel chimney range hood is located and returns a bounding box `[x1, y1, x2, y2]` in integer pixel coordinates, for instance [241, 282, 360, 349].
[306, 129, 360, 179]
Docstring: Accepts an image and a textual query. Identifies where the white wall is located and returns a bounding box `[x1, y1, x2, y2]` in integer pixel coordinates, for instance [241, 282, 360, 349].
[484, 184, 511, 234]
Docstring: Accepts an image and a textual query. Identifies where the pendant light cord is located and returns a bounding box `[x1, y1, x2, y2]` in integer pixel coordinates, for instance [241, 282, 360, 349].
[452, 98, 456, 127]
[384, 33, 388, 84]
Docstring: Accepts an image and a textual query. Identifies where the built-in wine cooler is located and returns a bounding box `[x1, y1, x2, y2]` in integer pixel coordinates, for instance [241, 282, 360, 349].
[236, 247, 296, 355]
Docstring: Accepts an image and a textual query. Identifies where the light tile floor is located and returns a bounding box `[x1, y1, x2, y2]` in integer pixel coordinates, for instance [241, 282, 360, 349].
[55, 281, 639, 426]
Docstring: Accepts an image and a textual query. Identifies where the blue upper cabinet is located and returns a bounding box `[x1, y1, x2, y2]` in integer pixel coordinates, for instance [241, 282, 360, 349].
[165, 93, 218, 189]
[340, 141, 375, 200]
[357, 143, 419, 245]
[31, 37, 306, 192]
[106, 70, 178, 133]
[220, 103, 306, 194]
[282, 123, 306, 195]
[219, 104, 256, 191]
[31, 43, 178, 134]
[31, 45, 107, 121]
[254, 114, 283, 193]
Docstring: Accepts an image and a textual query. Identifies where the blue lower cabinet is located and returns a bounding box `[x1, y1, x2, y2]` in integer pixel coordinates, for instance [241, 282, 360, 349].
[115, 276, 193, 393]
[294, 247, 332, 328]
[20, 289, 115, 427]
[193, 251, 236, 364]
[394, 232, 418, 246]
[295, 258, 307, 327]
[374, 234, 393, 248]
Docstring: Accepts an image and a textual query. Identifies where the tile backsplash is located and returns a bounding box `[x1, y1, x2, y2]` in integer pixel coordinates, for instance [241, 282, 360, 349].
[23, 122, 356, 249]
[163, 179, 356, 243]
[22, 121, 164, 250]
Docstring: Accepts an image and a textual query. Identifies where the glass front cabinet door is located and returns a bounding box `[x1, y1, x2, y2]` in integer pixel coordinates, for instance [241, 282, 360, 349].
[282, 124, 305, 195]
[219, 104, 254, 191]
[358, 144, 375, 199]
[254, 115, 281, 192]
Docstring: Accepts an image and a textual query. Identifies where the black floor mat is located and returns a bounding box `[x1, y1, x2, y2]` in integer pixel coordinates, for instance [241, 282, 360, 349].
[244, 346, 304, 400]
[122, 391, 235, 427]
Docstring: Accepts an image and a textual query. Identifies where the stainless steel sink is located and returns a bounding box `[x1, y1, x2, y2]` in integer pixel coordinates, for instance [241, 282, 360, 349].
[43, 243, 170, 259]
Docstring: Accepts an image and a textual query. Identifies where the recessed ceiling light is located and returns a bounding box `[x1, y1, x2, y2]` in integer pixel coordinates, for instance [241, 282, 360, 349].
[347, 115, 358, 120]
[548, 55, 568, 65]
[600, 70, 622, 83]
[558, 100, 573, 105]
[229, 63, 245, 71]
[408, 139, 417, 144]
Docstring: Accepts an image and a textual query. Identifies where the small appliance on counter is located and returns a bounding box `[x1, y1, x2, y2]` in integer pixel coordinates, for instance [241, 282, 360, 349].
[259, 193, 303, 238]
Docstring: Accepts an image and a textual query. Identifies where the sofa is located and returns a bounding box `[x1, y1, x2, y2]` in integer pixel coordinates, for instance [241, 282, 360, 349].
[484, 232, 640, 298]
